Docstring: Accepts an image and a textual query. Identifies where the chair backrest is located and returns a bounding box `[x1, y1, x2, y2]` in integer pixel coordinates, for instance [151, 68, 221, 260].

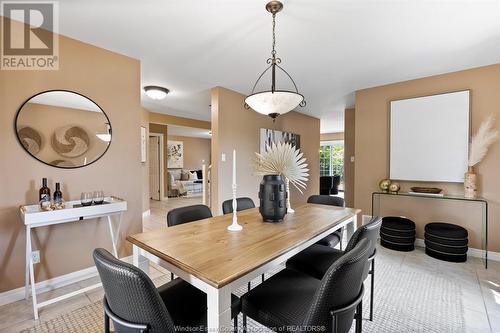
[319, 176, 333, 195]
[93, 248, 176, 333]
[167, 204, 212, 227]
[303, 239, 371, 333]
[345, 216, 382, 256]
[222, 197, 256, 214]
[307, 195, 344, 207]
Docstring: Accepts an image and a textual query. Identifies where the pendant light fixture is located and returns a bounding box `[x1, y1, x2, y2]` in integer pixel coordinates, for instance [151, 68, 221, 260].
[245, 1, 305, 120]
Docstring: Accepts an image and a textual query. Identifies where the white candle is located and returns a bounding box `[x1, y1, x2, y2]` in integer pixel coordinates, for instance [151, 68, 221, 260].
[232, 149, 236, 185]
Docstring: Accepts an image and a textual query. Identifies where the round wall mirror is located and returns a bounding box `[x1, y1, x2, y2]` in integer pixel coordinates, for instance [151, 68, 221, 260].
[15, 90, 112, 168]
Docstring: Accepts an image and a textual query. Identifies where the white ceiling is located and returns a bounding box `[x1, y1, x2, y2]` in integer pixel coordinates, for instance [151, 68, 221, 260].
[29, 91, 101, 112]
[55, 0, 500, 133]
[168, 125, 212, 139]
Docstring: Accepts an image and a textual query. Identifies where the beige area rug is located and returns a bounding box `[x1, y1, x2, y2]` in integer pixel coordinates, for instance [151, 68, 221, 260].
[19, 252, 466, 333]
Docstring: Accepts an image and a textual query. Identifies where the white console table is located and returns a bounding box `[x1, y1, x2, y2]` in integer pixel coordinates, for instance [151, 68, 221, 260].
[20, 196, 127, 319]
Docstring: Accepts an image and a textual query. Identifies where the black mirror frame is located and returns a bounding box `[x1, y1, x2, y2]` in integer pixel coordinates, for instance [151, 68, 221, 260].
[14, 89, 112, 169]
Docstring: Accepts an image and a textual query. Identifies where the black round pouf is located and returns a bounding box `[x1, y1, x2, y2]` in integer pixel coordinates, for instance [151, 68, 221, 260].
[424, 233, 468, 247]
[425, 222, 468, 239]
[425, 248, 467, 263]
[380, 216, 416, 252]
[424, 223, 468, 263]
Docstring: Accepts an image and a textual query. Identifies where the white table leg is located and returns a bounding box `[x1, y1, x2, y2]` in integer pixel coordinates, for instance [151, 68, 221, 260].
[26, 226, 39, 320]
[25, 226, 30, 300]
[132, 245, 149, 275]
[345, 214, 357, 241]
[206, 285, 232, 333]
[107, 215, 118, 257]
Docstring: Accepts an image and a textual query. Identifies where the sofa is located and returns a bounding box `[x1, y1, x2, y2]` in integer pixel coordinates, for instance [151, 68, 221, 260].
[168, 169, 204, 197]
[319, 175, 340, 195]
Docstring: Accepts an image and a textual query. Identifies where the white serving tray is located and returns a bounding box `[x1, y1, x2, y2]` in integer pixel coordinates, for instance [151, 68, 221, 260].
[20, 196, 127, 226]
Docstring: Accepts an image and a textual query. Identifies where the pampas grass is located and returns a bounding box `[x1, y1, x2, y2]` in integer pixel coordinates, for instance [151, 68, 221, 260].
[254, 142, 309, 193]
[469, 115, 499, 167]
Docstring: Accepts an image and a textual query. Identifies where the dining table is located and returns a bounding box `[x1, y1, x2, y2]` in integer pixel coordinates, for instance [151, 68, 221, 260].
[127, 203, 361, 333]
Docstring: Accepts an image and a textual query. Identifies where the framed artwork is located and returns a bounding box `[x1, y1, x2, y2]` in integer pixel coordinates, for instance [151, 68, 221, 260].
[140, 126, 147, 163]
[260, 128, 301, 153]
[167, 140, 183, 168]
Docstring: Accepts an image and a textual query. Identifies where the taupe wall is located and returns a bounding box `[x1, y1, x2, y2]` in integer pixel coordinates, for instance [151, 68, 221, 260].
[355, 63, 500, 251]
[0, 18, 142, 292]
[211, 87, 320, 214]
[344, 108, 355, 207]
[167, 135, 211, 171]
[149, 112, 210, 129]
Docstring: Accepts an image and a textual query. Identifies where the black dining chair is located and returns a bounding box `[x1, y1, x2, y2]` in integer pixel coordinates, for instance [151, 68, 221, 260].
[94, 248, 240, 333]
[241, 239, 372, 333]
[307, 195, 345, 249]
[167, 204, 212, 227]
[286, 216, 382, 321]
[222, 197, 255, 215]
[166, 204, 212, 279]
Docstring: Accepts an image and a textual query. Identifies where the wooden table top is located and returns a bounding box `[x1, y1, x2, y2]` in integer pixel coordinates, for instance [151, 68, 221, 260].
[127, 203, 360, 288]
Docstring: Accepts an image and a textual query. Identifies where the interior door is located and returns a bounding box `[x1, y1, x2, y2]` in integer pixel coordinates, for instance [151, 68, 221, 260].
[149, 136, 161, 200]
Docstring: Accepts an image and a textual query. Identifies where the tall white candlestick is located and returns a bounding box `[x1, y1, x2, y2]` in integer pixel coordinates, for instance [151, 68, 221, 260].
[228, 149, 242, 231]
[232, 149, 236, 185]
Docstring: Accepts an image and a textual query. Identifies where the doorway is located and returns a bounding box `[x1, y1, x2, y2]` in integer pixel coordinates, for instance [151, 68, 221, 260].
[149, 133, 164, 200]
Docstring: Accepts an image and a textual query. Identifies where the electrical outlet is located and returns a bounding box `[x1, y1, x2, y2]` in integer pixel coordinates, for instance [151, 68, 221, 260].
[32, 250, 40, 264]
[221, 153, 226, 162]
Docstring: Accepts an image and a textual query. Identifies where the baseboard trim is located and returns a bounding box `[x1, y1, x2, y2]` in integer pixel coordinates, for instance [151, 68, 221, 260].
[142, 209, 151, 218]
[361, 215, 499, 262]
[0, 255, 133, 307]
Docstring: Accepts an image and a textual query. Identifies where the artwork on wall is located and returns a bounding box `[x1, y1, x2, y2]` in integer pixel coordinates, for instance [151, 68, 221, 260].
[140, 126, 147, 163]
[167, 140, 184, 168]
[18, 126, 42, 155]
[51, 125, 90, 158]
[260, 128, 301, 153]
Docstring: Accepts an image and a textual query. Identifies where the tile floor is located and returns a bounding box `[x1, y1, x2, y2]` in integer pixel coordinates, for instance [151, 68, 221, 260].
[0, 197, 499, 332]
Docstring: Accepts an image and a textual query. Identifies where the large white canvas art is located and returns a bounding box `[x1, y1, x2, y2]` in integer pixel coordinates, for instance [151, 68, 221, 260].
[260, 128, 301, 153]
[167, 140, 183, 168]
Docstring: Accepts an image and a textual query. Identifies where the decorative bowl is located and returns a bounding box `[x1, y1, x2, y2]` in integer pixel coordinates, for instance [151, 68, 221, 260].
[410, 187, 442, 194]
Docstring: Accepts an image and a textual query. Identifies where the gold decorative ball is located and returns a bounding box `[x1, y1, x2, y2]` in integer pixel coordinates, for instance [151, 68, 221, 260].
[379, 179, 391, 192]
[389, 182, 400, 193]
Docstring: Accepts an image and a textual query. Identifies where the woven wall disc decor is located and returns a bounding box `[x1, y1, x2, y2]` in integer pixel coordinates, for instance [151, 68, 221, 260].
[18, 127, 42, 155]
[51, 125, 90, 158]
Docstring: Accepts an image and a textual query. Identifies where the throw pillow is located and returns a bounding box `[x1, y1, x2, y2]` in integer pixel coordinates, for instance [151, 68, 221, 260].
[189, 171, 198, 180]
[181, 170, 189, 181]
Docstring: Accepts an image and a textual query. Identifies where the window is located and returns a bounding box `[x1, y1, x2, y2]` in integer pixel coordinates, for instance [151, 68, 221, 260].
[319, 141, 344, 190]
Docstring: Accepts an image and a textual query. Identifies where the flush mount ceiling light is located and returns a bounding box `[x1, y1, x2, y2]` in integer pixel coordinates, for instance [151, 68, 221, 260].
[245, 1, 305, 120]
[144, 86, 170, 100]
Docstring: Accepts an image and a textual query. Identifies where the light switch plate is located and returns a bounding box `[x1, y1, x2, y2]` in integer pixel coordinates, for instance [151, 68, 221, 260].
[221, 153, 226, 162]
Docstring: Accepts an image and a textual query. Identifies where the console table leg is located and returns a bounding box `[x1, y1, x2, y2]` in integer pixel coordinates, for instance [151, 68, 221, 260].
[25, 226, 30, 300]
[26, 227, 39, 319]
[107, 216, 118, 257]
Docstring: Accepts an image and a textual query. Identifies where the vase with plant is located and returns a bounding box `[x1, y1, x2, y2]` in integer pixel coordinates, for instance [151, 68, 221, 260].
[254, 142, 309, 221]
[466, 115, 499, 198]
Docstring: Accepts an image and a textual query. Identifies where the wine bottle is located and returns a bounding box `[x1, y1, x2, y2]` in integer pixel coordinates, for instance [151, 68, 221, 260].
[54, 182, 63, 205]
[39, 178, 51, 208]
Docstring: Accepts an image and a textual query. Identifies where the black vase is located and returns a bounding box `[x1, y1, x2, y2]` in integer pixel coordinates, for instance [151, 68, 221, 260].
[258, 175, 287, 222]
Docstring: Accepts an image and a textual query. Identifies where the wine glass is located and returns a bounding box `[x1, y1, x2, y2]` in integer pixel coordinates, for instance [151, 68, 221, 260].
[81, 192, 93, 206]
[93, 191, 104, 205]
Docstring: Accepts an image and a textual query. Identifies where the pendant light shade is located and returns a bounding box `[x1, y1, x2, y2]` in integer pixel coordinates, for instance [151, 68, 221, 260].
[245, 1, 305, 120]
[245, 91, 304, 119]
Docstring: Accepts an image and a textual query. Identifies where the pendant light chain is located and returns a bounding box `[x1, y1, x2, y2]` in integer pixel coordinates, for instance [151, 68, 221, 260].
[271, 13, 276, 60]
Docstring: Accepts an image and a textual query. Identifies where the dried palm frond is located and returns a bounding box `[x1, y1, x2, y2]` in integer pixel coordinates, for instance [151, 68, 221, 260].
[469, 115, 500, 167]
[254, 142, 309, 193]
